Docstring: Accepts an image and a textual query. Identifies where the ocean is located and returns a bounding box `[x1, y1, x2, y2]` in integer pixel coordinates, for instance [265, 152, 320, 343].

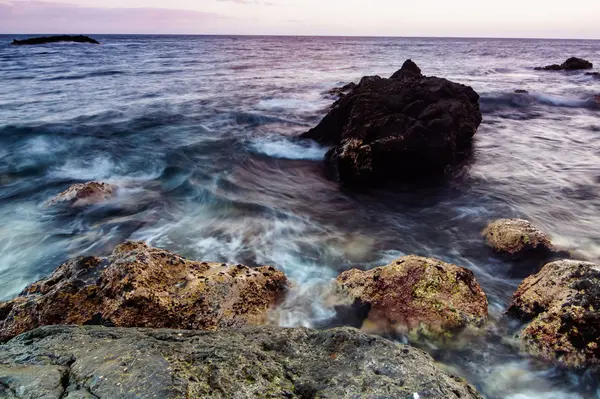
[1, 35, 599, 398]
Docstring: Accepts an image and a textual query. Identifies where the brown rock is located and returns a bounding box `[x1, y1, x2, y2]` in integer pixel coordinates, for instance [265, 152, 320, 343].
[336, 255, 488, 339]
[46, 181, 116, 207]
[507, 260, 600, 368]
[0, 241, 289, 342]
[483, 219, 554, 257]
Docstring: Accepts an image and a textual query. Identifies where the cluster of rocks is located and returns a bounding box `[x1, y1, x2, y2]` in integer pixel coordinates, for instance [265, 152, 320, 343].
[534, 57, 593, 71]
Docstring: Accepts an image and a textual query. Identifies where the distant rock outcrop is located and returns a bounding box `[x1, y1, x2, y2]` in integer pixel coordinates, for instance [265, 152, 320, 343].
[335, 255, 488, 339]
[507, 259, 600, 368]
[302, 60, 482, 185]
[0, 241, 289, 341]
[11, 35, 100, 45]
[534, 57, 593, 71]
[0, 325, 483, 399]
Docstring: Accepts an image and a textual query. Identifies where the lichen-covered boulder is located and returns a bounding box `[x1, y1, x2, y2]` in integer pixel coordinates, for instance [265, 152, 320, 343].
[336, 255, 488, 339]
[0, 325, 483, 399]
[483, 218, 555, 257]
[0, 241, 288, 342]
[46, 181, 116, 207]
[302, 59, 482, 185]
[535, 57, 593, 71]
[507, 260, 600, 368]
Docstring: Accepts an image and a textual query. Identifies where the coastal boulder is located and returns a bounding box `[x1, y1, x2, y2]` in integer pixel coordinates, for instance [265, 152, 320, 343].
[0, 241, 288, 342]
[302, 59, 482, 185]
[535, 57, 593, 71]
[0, 325, 483, 399]
[483, 218, 555, 257]
[507, 260, 600, 368]
[336, 255, 488, 338]
[46, 181, 116, 208]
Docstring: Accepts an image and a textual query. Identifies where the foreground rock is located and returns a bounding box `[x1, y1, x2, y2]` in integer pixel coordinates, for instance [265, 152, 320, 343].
[535, 57, 593, 71]
[0, 241, 288, 341]
[336, 255, 488, 338]
[0, 325, 483, 399]
[46, 181, 116, 208]
[302, 59, 482, 185]
[507, 260, 600, 368]
[11, 35, 99, 45]
[483, 218, 555, 257]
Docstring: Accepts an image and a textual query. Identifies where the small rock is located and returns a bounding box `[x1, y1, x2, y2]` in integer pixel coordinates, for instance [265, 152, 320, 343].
[0, 241, 289, 341]
[483, 219, 554, 257]
[585, 72, 600, 79]
[0, 325, 483, 398]
[327, 82, 357, 99]
[507, 259, 600, 368]
[514, 89, 529, 94]
[534, 57, 593, 71]
[46, 181, 116, 208]
[336, 255, 488, 339]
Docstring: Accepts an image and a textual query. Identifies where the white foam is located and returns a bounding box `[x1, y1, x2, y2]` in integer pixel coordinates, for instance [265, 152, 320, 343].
[250, 137, 328, 160]
[257, 98, 327, 113]
[532, 93, 590, 108]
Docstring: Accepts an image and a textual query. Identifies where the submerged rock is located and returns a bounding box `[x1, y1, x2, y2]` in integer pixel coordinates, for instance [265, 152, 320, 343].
[46, 181, 116, 208]
[483, 218, 555, 257]
[0, 325, 483, 399]
[507, 260, 600, 368]
[586, 72, 600, 79]
[301, 59, 482, 185]
[11, 35, 99, 45]
[336, 255, 488, 338]
[534, 57, 593, 71]
[0, 241, 288, 341]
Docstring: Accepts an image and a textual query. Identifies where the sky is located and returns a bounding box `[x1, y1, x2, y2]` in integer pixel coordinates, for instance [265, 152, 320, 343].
[1, 0, 600, 38]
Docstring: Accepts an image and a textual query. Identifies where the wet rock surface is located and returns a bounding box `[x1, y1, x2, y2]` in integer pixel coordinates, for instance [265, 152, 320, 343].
[507, 259, 600, 368]
[483, 218, 555, 257]
[11, 35, 100, 45]
[46, 181, 116, 208]
[302, 59, 482, 185]
[0, 325, 483, 399]
[534, 57, 593, 71]
[336, 255, 488, 339]
[0, 241, 288, 342]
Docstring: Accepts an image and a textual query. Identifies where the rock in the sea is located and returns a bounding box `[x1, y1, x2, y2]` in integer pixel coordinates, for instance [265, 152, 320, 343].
[46, 181, 116, 207]
[327, 82, 357, 99]
[336, 255, 488, 338]
[301, 59, 482, 185]
[507, 260, 600, 368]
[534, 57, 593, 71]
[0, 241, 288, 342]
[514, 89, 529, 94]
[11, 35, 100, 45]
[483, 218, 555, 257]
[586, 72, 600, 79]
[0, 325, 483, 399]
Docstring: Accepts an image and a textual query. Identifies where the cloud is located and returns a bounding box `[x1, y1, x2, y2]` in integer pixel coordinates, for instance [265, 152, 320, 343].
[0, 1, 235, 34]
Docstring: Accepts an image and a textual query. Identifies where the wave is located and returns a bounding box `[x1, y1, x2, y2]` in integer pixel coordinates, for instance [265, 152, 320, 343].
[41, 70, 126, 81]
[481, 91, 599, 114]
[249, 136, 329, 160]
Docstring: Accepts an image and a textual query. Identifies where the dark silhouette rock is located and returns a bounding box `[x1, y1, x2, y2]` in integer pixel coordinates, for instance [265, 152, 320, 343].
[507, 260, 600, 368]
[534, 57, 593, 71]
[327, 82, 357, 99]
[0, 325, 483, 398]
[514, 89, 529, 94]
[586, 72, 600, 79]
[301, 60, 482, 185]
[0, 241, 289, 342]
[11, 35, 100, 45]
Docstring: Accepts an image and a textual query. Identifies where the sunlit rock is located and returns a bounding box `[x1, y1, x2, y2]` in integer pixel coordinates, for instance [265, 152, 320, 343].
[46, 181, 116, 208]
[483, 218, 555, 257]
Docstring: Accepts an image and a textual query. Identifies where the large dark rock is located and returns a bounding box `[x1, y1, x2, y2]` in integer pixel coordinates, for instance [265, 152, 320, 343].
[507, 260, 600, 368]
[0, 325, 483, 398]
[0, 241, 288, 342]
[11, 35, 99, 45]
[534, 57, 593, 71]
[301, 60, 482, 185]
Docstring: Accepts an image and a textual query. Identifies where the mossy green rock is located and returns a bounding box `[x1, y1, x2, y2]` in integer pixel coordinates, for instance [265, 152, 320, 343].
[0, 325, 482, 398]
[483, 218, 554, 257]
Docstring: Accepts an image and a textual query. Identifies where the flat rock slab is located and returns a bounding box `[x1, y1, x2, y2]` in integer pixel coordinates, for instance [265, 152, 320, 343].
[0, 325, 483, 399]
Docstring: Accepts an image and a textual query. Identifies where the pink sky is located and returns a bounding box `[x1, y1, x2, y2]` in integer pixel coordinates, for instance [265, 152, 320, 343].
[1, 0, 600, 38]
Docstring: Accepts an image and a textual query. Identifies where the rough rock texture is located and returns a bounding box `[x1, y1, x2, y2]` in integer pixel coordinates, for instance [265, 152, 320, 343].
[336, 255, 488, 338]
[534, 57, 593, 71]
[507, 260, 600, 368]
[483, 218, 555, 257]
[11, 35, 99, 45]
[327, 82, 357, 99]
[301, 59, 482, 184]
[0, 241, 288, 342]
[46, 181, 116, 207]
[0, 325, 483, 399]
